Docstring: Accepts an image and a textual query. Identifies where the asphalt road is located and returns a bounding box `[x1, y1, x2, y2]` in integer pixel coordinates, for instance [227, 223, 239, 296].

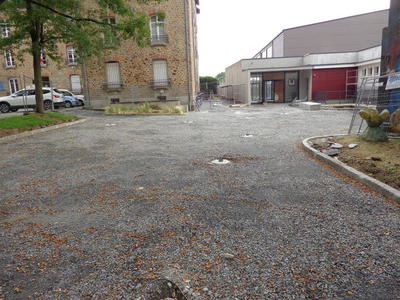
[0, 104, 399, 299]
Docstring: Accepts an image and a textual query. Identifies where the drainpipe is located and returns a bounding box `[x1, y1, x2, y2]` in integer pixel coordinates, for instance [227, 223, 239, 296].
[183, 0, 193, 111]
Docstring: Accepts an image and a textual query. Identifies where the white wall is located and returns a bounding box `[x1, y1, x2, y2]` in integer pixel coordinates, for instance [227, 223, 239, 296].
[299, 70, 311, 100]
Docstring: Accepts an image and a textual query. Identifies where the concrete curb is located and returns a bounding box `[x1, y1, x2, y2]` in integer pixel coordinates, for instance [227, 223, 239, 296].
[303, 135, 400, 203]
[0, 118, 88, 144]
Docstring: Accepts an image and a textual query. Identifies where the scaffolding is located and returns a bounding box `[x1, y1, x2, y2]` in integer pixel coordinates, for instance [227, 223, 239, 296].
[348, 72, 400, 137]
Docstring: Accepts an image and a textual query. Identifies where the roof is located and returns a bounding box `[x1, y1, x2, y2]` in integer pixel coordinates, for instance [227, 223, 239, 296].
[254, 9, 389, 57]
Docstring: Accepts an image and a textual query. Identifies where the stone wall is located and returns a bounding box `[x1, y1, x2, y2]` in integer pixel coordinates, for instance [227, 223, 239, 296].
[84, 0, 199, 109]
[0, 45, 82, 96]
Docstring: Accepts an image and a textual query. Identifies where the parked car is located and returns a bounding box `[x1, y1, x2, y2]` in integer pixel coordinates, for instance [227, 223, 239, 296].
[0, 87, 64, 113]
[57, 89, 81, 108]
[58, 89, 85, 106]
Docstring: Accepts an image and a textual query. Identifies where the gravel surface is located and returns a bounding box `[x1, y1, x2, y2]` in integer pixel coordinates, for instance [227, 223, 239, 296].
[0, 104, 399, 299]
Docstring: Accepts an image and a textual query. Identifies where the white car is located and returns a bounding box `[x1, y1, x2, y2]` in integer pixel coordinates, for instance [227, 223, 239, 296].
[58, 89, 85, 106]
[0, 87, 64, 113]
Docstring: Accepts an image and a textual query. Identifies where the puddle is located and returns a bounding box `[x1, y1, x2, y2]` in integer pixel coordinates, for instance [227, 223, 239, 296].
[241, 134, 254, 138]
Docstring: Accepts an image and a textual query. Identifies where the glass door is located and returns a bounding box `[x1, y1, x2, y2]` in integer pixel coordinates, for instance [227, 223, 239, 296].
[250, 74, 262, 103]
[264, 80, 274, 101]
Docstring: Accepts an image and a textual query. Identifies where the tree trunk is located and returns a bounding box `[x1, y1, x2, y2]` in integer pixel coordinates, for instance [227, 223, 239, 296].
[26, 0, 44, 114]
[32, 40, 44, 113]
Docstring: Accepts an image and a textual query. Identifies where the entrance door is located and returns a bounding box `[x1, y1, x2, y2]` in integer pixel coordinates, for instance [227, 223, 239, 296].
[264, 81, 274, 101]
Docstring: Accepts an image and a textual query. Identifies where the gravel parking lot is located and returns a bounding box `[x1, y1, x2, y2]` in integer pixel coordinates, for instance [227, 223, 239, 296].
[0, 104, 399, 299]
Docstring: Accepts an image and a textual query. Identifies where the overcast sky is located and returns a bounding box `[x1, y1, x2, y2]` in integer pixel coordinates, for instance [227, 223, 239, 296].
[197, 0, 391, 77]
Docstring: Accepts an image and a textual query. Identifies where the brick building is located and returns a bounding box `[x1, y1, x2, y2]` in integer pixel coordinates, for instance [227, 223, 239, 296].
[0, 0, 200, 109]
[84, 0, 200, 109]
[0, 41, 83, 96]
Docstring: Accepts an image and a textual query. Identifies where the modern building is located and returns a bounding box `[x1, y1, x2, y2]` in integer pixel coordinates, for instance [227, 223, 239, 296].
[222, 10, 389, 104]
[0, 0, 200, 110]
[85, 0, 200, 109]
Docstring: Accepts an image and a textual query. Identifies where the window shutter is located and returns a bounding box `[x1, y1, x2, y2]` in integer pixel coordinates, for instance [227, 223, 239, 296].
[106, 62, 121, 85]
[153, 60, 168, 83]
[70, 75, 81, 93]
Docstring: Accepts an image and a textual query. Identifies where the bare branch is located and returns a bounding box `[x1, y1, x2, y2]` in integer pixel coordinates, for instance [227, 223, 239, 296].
[30, 0, 113, 27]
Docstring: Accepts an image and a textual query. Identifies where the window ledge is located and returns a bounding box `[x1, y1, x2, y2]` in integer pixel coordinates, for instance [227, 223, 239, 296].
[103, 83, 125, 90]
[151, 41, 168, 47]
[151, 79, 171, 90]
[66, 60, 78, 66]
[4, 65, 16, 69]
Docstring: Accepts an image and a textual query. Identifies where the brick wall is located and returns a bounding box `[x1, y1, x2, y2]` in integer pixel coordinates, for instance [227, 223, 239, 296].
[0, 44, 83, 96]
[84, 0, 199, 109]
[0, 0, 199, 107]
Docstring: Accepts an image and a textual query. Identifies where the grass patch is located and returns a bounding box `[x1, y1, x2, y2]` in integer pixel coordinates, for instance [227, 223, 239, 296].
[0, 112, 78, 137]
[105, 102, 186, 115]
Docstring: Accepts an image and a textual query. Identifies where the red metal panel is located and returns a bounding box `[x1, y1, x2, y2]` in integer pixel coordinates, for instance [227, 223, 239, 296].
[312, 67, 357, 100]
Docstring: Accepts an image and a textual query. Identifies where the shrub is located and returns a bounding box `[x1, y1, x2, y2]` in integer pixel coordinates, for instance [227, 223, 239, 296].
[105, 102, 186, 115]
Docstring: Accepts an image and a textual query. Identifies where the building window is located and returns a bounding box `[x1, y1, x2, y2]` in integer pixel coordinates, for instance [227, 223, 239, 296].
[250, 74, 262, 103]
[150, 15, 168, 45]
[1, 21, 10, 37]
[152, 60, 169, 88]
[70, 75, 81, 93]
[9, 78, 18, 94]
[103, 17, 117, 47]
[362, 68, 367, 77]
[4, 49, 15, 68]
[40, 51, 47, 66]
[368, 67, 373, 76]
[66, 46, 77, 65]
[105, 62, 122, 89]
[374, 66, 380, 75]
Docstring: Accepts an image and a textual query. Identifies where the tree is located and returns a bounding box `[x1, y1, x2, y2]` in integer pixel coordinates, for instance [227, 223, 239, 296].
[200, 76, 218, 94]
[0, 0, 162, 113]
[215, 72, 225, 84]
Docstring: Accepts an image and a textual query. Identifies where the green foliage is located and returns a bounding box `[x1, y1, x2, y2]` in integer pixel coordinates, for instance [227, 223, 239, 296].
[200, 76, 218, 83]
[156, 11, 166, 21]
[200, 76, 218, 94]
[215, 72, 225, 83]
[0, 112, 77, 129]
[0, 0, 164, 63]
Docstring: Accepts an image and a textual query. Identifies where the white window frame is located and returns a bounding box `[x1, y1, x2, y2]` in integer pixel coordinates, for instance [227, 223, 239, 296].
[105, 61, 122, 89]
[1, 22, 10, 37]
[362, 68, 367, 77]
[66, 46, 77, 65]
[9, 78, 19, 94]
[40, 51, 47, 66]
[150, 15, 165, 38]
[152, 59, 169, 88]
[70, 75, 81, 93]
[4, 49, 15, 68]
